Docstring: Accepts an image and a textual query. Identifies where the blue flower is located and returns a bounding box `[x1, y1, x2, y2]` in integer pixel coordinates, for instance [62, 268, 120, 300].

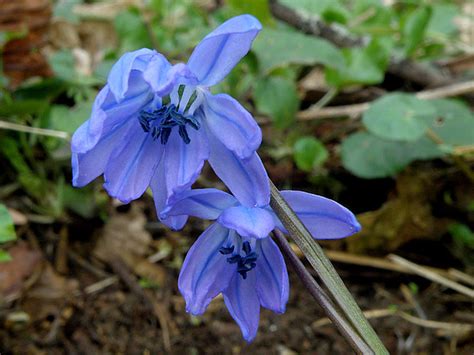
[162, 188, 361, 341]
[71, 15, 267, 229]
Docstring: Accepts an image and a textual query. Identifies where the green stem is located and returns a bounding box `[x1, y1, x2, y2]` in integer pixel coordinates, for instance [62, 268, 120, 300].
[269, 181, 388, 354]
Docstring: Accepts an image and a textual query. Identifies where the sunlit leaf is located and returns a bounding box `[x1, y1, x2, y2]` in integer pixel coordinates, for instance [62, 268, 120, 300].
[403, 6, 432, 57]
[293, 137, 328, 172]
[0, 204, 16, 244]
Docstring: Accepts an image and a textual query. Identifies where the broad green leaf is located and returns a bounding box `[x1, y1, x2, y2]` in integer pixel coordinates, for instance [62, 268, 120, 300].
[279, 0, 333, 15]
[115, 9, 152, 53]
[0, 204, 16, 243]
[421, 99, 474, 146]
[0, 250, 12, 263]
[254, 76, 299, 128]
[293, 137, 328, 172]
[0, 100, 49, 117]
[341, 132, 441, 178]
[403, 6, 432, 57]
[47, 100, 93, 134]
[228, 0, 271, 24]
[325, 38, 392, 87]
[427, 4, 459, 36]
[49, 50, 77, 82]
[362, 93, 435, 141]
[253, 28, 344, 74]
[53, 0, 82, 23]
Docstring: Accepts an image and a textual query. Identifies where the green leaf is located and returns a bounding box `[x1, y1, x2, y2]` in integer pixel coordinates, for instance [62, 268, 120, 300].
[0, 100, 49, 116]
[47, 100, 93, 134]
[253, 28, 344, 74]
[254, 76, 299, 128]
[0, 250, 12, 263]
[49, 50, 77, 82]
[325, 38, 392, 87]
[279, 0, 333, 15]
[421, 99, 474, 146]
[53, 0, 82, 23]
[341, 132, 442, 178]
[403, 6, 432, 57]
[293, 137, 328, 172]
[362, 93, 435, 141]
[228, 0, 271, 24]
[115, 9, 152, 53]
[0, 204, 16, 243]
[427, 4, 459, 36]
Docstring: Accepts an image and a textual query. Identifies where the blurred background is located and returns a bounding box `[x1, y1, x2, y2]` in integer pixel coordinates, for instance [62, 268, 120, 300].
[0, 0, 473, 353]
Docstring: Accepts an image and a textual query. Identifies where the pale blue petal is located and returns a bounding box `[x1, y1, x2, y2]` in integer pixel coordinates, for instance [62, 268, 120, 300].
[223, 271, 260, 342]
[150, 158, 188, 230]
[178, 223, 234, 315]
[71, 82, 152, 154]
[280, 190, 361, 239]
[72, 118, 135, 187]
[255, 238, 289, 313]
[218, 206, 274, 239]
[143, 56, 198, 96]
[163, 128, 209, 202]
[187, 15, 262, 87]
[103, 126, 164, 203]
[207, 129, 269, 207]
[161, 188, 237, 221]
[108, 48, 156, 101]
[203, 92, 261, 159]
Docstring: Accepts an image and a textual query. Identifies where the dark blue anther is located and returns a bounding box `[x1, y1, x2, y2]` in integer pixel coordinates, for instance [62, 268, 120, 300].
[221, 241, 258, 279]
[138, 104, 200, 144]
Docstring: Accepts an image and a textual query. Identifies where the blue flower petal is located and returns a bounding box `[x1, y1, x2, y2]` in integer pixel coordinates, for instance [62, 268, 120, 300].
[150, 158, 188, 230]
[187, 15, 262, 87]
[279, 190, 362, 239]
[103, 126, 164, 203]
[255, 238, 289, 313]
[71, 82, 152, 154]
[143, 56, 198, 96]
[223, 270, 260, 342]
[206, 129, 269, 207]
[203, 92, 261, 159]
[163, 128, 209, 202]
[108, 48, 157, 102]
[161, 188, 237, 221]
[72, 118, 135, 187]
[217, 206, 274, 239]
[178, 223, 234, 315]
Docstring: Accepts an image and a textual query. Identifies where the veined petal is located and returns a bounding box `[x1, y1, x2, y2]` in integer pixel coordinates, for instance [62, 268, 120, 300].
[161, 188, 237, 221]
[187, 15, 262, 87]
[255, 238, 289, 313]
[108, 48, 157, 101]
[71, 82, 152, 154]
[217, 206, 274, 239]
[163, 128, 209, 202]
[72, 118, 135, 187]
[223, 270, 260, 342]
[207, 129, 269, 207]
[150, 158, 188, 230]
[203, 92, 261, 159]
[103, 126, 164, 203]
[179, 223, 234, 315]
[144, 56, 198, 96]
[279, 190, 361, 239]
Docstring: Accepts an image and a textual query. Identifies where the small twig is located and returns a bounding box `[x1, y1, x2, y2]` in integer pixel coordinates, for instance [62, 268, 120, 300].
[0, 120, 70, 140]
[448, 269, 474, 287]
[313, 309, 393, 328]
[398, 311, 474, 336]
[68, 250, 110, 279]
[272, 229, 373, 355]
[84, 276, 119, 294]
[277, 80, 474, 123]
[388, 254, 474, 298]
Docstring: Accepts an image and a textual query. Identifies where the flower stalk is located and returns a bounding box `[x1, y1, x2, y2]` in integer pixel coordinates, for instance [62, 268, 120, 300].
[272, 229, 372, 354]
[269, 181, 388, 354]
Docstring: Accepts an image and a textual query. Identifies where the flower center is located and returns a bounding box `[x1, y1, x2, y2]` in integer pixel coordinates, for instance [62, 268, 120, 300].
[138, 104, 200, 144]
[219, 241, 258, 280]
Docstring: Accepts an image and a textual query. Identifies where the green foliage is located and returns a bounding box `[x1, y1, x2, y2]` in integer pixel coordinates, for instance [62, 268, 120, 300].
[254, 75, 299, 128]
[228, 0, 271, 24]
[293, 137, 329, 172]
[253, 28, 344, 74]
[362, 93, 435, 141]
[403, 6, 432, 57]
[0, 204, 16, 243]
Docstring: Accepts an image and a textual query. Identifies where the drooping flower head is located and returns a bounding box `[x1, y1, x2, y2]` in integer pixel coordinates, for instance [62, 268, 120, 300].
[71, 15, 268, 229]
[162, 188, 361, 341]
